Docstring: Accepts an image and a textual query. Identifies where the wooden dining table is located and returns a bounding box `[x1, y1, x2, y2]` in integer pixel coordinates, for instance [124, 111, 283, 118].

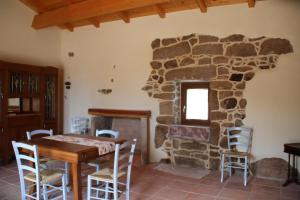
[26, 134, 126, 200]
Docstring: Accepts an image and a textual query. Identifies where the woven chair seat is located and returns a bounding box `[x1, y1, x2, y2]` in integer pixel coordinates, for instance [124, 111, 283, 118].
[87, 159, 111, 167]
[25, 169, 64, 184]
[89, 168, 126, 183]
[222, 150, 249, 157]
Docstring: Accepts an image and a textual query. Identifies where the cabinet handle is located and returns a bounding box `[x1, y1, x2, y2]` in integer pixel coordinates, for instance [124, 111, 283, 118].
[1, 128, 3, 133]
[0, 94, 3, 99]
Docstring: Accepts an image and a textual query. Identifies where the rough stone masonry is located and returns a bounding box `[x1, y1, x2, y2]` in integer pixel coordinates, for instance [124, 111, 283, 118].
[142, 34, 293, 171]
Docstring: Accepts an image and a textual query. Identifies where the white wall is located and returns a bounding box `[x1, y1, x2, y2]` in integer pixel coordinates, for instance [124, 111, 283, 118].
[59, 0, 299, 164]
[0, 0, 61, 66]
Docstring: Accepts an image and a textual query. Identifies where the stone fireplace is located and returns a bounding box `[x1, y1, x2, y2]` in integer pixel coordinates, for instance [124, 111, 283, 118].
[142, 34, 293, 170]
[88, 108, 151, 165]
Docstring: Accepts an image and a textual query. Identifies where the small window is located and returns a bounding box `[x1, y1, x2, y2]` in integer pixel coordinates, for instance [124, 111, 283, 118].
[181, 82, 210, 126]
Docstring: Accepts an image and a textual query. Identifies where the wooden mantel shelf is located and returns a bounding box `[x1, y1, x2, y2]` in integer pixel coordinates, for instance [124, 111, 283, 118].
[88, 108, 151, 119]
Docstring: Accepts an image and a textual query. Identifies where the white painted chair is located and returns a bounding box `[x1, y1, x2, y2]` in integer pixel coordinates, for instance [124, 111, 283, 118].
[12, 141, 67, 200]
[87, 129, 120, 171]
[87, 139, 137, 200]
[26, 129, 70, 188]
[220, 126, 253, 186]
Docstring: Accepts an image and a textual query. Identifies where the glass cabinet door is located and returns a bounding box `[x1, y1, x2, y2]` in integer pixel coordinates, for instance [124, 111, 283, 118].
[28, 73, 39, 96]
[45, 74, 56, 121]
[0, 71, 3, 124]
[9, 71, 23, 96]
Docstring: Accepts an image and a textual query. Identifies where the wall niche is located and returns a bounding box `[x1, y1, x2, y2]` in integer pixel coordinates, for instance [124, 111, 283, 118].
[142, 34, 293, 170]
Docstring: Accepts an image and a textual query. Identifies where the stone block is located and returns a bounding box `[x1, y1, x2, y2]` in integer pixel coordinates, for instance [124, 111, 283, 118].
[180, 57, 195, 66]
[150, 61, 162, 69]
[220, 34, 245, 42]
[210, 90, 219, 111]
[219, 91, 233, 99]
[210, 151, 220, 157]
[153, 93, 175, 100]
[239, 98, 247, 109]
[159, 101, 173, 115]
[174, 150, 191, 157]
[164, 59, 178, 69]
[210, 122, 220, 145]
[211, 111, 227, 120]
[259, 38, 293, 55]
[189, 38, 198, 46]
[165, 66, 217, 81]
[155, 125, 169, 148]
[193, 153, 209, 160]
[193, 44, 223, 55]
[198, 35, 219, 43]
[217, 67, 229, 75]
[235, 119, 244, 127]
[181, 140, 207, 151]
[232, 66, 253, 72]
[244, 72, 255, 81]
[156, 116, 175, 125]
[220, 136, 228, 149]
[182, 34, 196, 40]
[210, 81, 232, 90]
[236, 82, 246, 90]
[153, 41, 191, 60]
[161, 84, 175, 92]
[162, 38, 177, 46]
[226, 43, 257, 57]
[142, 85, 152, 91]
[151, 39, 160, 49]
[198, 57, 212, 65]
[213, 56, 229, 64]
[230, 74, 244, 82]
[221, 98, 238, 109]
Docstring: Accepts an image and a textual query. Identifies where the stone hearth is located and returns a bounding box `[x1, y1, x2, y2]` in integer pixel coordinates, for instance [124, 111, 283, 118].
[142, 34, 293, 170]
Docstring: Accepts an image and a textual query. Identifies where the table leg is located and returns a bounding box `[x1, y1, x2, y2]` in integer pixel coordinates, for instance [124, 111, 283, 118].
[71, 162, 82, 200]
[283, 153, 291, 186]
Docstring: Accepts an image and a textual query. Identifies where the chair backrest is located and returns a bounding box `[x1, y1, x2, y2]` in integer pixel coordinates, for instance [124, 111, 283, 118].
[113, 139, 137, 185]
[226, 127, 253, 153]
[26, 129, 53, 140]
[96, 129, 119, 138]
[12, 141, 41, 200]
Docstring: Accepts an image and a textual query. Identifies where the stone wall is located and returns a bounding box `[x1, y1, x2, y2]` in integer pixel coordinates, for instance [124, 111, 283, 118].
[142, 34, 293, 169]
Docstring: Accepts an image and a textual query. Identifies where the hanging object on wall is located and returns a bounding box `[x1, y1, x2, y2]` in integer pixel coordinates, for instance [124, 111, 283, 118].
[97, 89, 112, 94]
[65, 81, 71, 89]
[68, 52, 74, 57]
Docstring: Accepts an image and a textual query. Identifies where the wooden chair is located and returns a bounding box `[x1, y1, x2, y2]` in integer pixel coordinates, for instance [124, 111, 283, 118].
[12, 141, 67, 200]
[87, 129, 120, 171]
[220, 126, 253, 186]
[26, 129, 70, 187]
[87, 139, 137, 200]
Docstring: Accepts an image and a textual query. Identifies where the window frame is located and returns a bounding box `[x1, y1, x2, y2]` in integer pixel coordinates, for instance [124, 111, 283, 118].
[180, 82, 211, 126]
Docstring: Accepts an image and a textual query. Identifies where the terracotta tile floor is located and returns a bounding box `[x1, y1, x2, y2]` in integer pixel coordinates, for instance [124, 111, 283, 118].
[0, 162, 299, 200]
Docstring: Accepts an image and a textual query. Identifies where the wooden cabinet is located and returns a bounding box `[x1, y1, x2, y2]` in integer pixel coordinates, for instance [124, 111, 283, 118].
[0, 60, 59, 164]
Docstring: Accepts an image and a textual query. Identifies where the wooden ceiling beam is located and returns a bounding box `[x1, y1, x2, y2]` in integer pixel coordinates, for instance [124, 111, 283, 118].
[32, 0, 171, 29]
[20, 0, 47, 13]
[120, 12, 130, 23]
[89, 17, 101, 28]
[155, 4, 166, 18]
[248, 0, 255, 8]
[64, 23, 74, 32]
[195, 0, 207, 13]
